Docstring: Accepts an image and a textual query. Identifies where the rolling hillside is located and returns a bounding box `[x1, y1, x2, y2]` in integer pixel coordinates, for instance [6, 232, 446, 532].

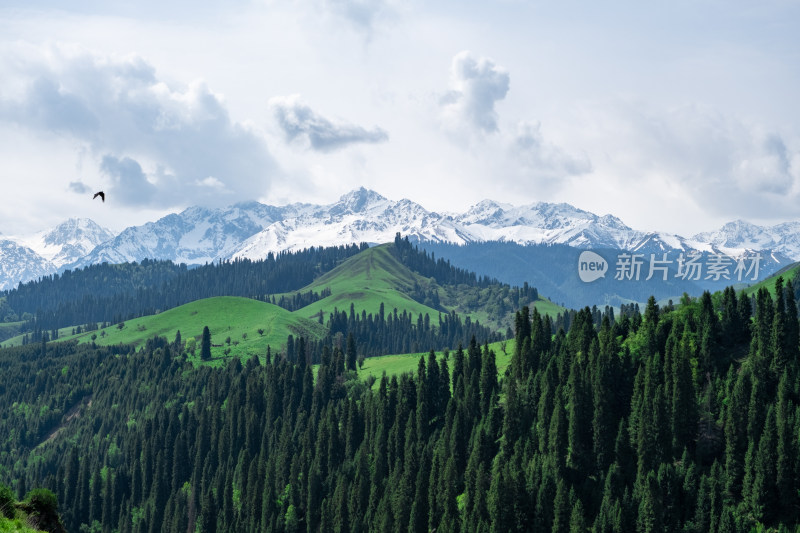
[291, 244, 443, 320]
[3, 297, 326, 363]
[289, 243, 563, 329]
[741, 261, 800, 297]
[87, 297, 325, 361]
[2, 242, 562, 363]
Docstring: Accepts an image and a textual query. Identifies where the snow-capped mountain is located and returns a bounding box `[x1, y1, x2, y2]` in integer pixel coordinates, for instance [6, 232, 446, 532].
[19, 218, 115, 268]
[1, 187, 799, 292]
[693, 220, 800, 260]
[0, 239, 56, 291]
[0, 218, 114, 291]
[451, 199, 646, 250]
[231, 190, 469, 260]
[70, 202, 310, 268]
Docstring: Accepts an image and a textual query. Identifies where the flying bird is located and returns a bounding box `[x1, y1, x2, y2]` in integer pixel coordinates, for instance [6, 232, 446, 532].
[93, 191, 105, 202]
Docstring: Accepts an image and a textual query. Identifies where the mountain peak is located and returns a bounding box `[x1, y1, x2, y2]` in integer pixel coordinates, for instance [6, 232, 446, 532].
[41, 218, 114, 246]
[335, 188, 388, 213]
[17, 218, 117, 268]
[597, 214, 631, 230]
[722, 219, 760, 231]
[458, 199, 512, 225]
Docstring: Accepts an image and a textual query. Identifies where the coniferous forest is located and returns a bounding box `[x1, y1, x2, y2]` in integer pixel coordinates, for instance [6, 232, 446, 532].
[0, 275, 799, 532]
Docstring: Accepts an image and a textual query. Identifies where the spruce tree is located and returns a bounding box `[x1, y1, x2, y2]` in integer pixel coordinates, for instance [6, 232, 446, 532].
[771, 277, 788, 379]
[201, 326, 211, 361]
[775, 370, 796, 523]
[569, 498, 586, 532]
[784, 279, 799, 368]
[346, 333, 357, 372]
[748, 405, 778, 523]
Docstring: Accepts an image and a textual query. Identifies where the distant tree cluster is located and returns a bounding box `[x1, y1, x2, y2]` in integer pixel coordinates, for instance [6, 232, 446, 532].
[268, 288, 331, 312]
[320, 303, 502, 358]
[392, 233, 524, 292]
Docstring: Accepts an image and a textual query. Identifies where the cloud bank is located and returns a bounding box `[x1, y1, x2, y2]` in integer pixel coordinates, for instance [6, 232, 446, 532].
[0, 44, 277, 208]
[270, 95, 389, 152]
[512, 121, 592, 179]
[572, 101, 800, 223]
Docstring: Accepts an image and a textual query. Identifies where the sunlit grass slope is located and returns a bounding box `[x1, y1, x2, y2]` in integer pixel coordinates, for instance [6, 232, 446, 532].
[741, 261, 800, 298]
[62, 297, 325, 362]
[292, 244, 442, 320]
[0, 515, 47, 532]
[354, 338, 517, 387]
[530, 296, 563, 318]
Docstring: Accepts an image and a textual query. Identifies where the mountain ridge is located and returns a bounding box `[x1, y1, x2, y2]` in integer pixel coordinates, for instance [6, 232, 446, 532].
[2, 187, 798, 291]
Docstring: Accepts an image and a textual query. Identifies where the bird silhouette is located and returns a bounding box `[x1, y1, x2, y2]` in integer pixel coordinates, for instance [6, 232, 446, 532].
[93, 191, 105, 202]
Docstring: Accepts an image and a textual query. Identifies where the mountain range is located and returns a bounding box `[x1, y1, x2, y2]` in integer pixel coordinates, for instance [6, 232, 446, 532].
[1, 187, 798, 293]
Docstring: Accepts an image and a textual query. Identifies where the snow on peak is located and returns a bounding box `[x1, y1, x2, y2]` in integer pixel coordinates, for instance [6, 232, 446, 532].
[0, 239, 56, 290]
[692, 219, 800, 259]
[40, 218, 114, 246]
[11, 218, 115, 268]
[457, 199, 512, 226]
[335, 187, 388, 214]
[3, 187, 800, 291]
[597, 214, 630, 231]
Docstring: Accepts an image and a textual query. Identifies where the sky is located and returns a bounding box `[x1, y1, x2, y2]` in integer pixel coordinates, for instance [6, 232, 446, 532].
[0, 0, 799, 237]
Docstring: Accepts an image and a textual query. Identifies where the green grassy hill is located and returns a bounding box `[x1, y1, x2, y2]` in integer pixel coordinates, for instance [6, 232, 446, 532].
[290, 244, 443, 320]
[92, 297, 325, 362]
[741, 261, 800, 297]
[0, 321, 23, 343]
[2, 244, 563, 366]
[354, 338, 516, 387]
[1, 297, 326, 364]
[289, 243, 564, 327]
[528, 297, 563, 318]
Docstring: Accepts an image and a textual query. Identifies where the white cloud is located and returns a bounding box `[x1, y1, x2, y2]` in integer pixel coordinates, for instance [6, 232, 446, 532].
[322, 0, 394, 35]
[570, 101, 800, 227]
[436, 51, 590, 191]
[440, 51, 509, 135]
[197, 176, 225, 189]
[511, 121, 592, 179]
[68, 181, 91, 194]
[1, 1, 799, 237]
[99, 155, 157, 206]
[734, 133, 794, 195]
[0, 44, 277, 209]
[270, 94, 389, 152]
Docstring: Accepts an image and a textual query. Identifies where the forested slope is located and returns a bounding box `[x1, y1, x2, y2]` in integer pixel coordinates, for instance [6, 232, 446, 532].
[0, 279, 798, 532]
[2, 245, 367, 333]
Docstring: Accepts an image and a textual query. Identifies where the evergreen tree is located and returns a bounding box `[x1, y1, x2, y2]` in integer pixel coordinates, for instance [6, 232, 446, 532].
[569, 498, 586, 532]
[201, 326, 211, 361]
[346, 333, 357, 372]
[748, 404, 778, 523]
